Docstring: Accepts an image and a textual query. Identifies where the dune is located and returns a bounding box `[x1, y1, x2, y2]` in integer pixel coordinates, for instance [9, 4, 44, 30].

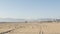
[0, 22, 60, 34]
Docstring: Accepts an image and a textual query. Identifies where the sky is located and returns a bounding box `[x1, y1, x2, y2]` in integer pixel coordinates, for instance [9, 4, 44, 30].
[0, 0, 60, 19]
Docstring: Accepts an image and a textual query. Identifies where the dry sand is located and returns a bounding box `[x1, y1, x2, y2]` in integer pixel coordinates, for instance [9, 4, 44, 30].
[0, 22, 60, 34]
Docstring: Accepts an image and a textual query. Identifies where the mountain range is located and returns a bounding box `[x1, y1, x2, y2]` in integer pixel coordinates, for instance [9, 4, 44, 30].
[0, 18, 60, 22]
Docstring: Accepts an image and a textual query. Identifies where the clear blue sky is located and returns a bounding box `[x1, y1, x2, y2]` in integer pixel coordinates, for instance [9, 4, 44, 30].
[0, 0, 60, 19]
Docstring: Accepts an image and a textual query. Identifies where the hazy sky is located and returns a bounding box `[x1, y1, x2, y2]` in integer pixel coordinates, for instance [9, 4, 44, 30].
[0, 0, 60, 19]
